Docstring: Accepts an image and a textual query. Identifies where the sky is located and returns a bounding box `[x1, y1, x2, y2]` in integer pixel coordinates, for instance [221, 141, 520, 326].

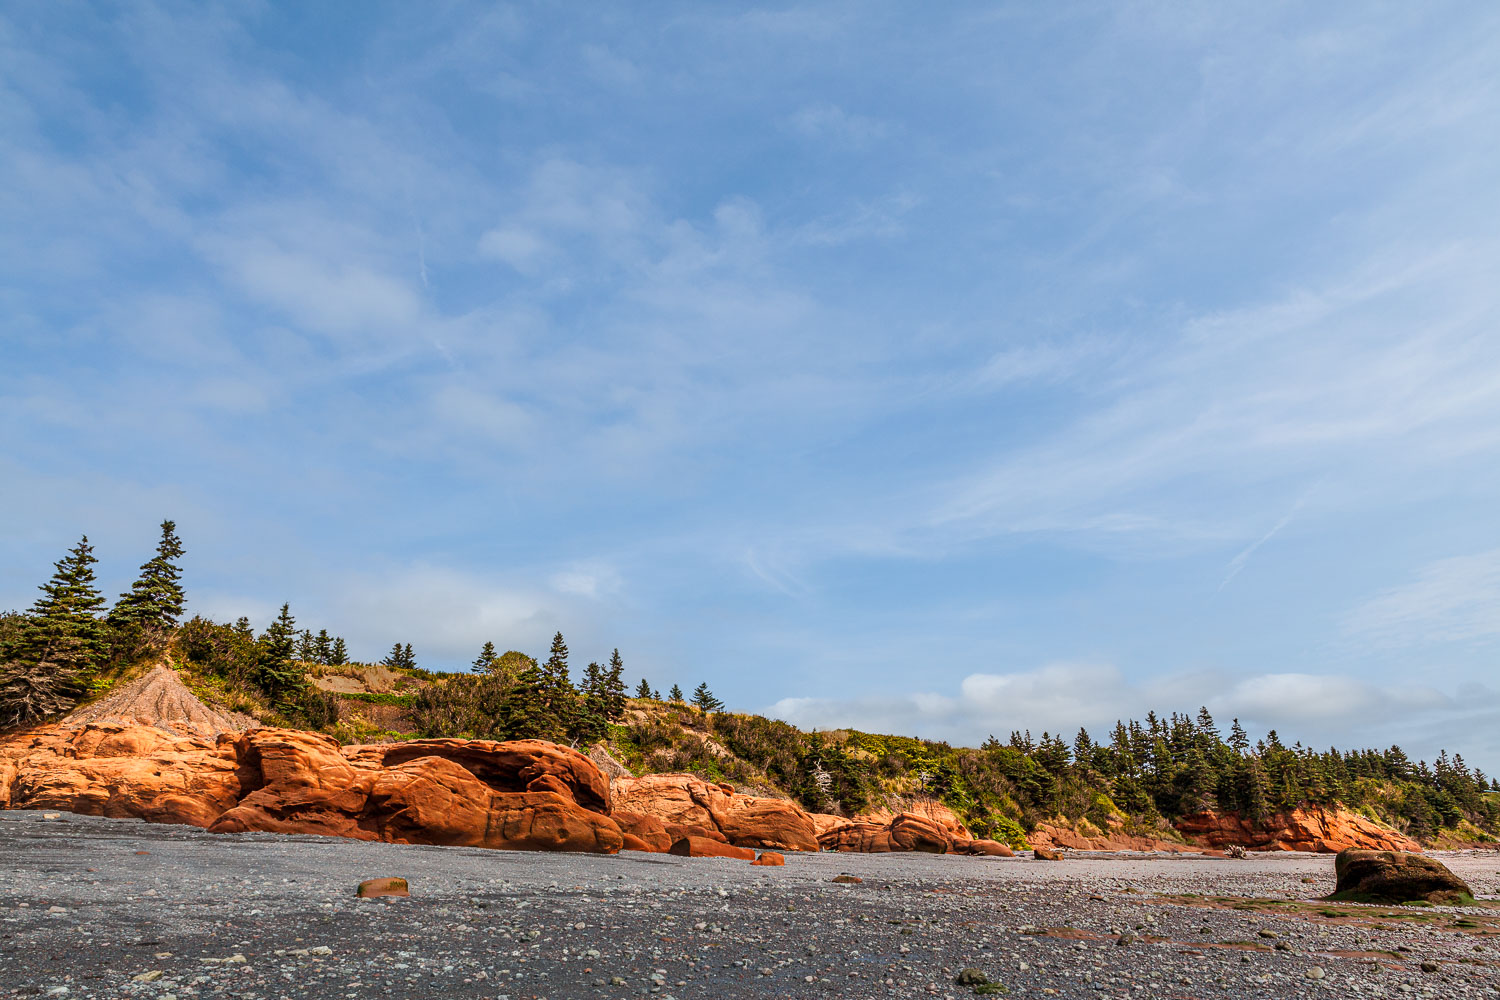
[3, 1, 1500, 771]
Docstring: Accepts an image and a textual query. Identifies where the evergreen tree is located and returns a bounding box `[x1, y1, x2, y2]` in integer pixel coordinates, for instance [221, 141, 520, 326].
[381, 642, 406, 668]
[534, 632, 577, 735]
[0, 536, 107, 724]
[109, 520, 186, 631]
[498, 658, 570, 743]
[691, 682, 724, 713]
[575, 661, 611, 743]
[1073, 727, 1096, 768]
[297, 629, 316, 662]
[668, 683, 684, 703]
[1228, 718, 1250, 754]
[634, 678, 653, 699]
[604, 649, 628, 719]
[314, 629, 332, 664]
[471, 641, 498, 675]
[233, 616, 254, 639]
[403, 643, 415, 669]
[28, 535, 108, 665]
[328, 636, 349, 665]
[255, 604, 305, 706]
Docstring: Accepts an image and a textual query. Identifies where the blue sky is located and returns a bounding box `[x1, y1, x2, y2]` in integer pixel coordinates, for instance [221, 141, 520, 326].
[4, 2, 1500, 770]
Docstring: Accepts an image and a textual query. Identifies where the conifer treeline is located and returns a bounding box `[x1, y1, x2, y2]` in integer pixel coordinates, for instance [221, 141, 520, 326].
[974, 708, 1500, 841]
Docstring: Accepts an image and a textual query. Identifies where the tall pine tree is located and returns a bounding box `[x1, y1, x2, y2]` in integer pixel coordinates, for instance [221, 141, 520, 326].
[471, 641, 498, 675]
[0, 536, 107, 724]
[109, 520, 186, 631]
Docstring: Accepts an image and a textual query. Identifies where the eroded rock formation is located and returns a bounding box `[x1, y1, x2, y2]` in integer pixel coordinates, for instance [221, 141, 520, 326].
[609, 773, 820, 852]
[0, 724, 623, 854]
[1175, 806, 1421, 854]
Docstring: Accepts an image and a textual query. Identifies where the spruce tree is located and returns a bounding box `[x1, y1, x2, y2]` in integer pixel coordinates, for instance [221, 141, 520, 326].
[255, 604, 305, 706]
[668, 683, 684, 703]
[329, 636, 349, 665]
[498, 659, 567, 742]
[314, 629, 332, 664]
[634, 678, 652, 699]
[403, 643, 416, 669]
[0, 536, 106, 724]
[471, 641, 498, 675]
[535, 631, 577, 736]
[1228, 718, 1250, 754]
[604, 649, 627, 719]
[381, 642, 405, 668]
[29, 535, 108, 664]
[575, 660, 610, 743]
[690, 682, 724, 713]
[297, 629, 316, 662]
[109, 520, 186, 631]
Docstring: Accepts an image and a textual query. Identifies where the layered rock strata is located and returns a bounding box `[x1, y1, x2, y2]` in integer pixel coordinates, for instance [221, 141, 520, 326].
[1176, 807, 1422, 853]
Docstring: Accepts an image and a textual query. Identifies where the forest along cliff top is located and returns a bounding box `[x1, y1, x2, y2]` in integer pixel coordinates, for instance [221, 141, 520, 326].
[61, 663, 256, 739]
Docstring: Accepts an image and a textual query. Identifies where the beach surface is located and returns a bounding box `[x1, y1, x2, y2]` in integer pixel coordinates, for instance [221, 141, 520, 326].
[2, 810, 1498, 999]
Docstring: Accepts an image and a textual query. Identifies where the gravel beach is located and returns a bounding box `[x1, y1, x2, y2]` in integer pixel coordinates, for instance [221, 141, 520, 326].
[2, 811, 1497, 999]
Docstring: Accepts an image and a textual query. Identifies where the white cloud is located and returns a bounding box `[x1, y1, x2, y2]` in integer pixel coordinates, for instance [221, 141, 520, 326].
[787, 102, 889, 147]
[549, 562, 622, 600]
[210, 238, 423, 336]
[477, 225, 551, 274]
[1345, 547, 1500, 648]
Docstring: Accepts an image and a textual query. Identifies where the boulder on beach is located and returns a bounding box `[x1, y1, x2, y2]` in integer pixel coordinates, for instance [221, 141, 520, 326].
[668, 836, 756, 860]
[1329, 849, 1473, 905]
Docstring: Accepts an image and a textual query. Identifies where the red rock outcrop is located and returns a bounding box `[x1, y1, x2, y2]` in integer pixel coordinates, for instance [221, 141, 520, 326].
[858, 801, 971, 841]
[752, 851, 786, 866]
[817, 812, 951, 853]
[610, 774, 819, 851]
[0, 724, 623, 854]
[1175, 806, 1421, 854]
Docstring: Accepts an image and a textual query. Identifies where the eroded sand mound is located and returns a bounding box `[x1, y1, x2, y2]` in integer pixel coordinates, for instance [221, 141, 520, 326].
[63, 665, 257, 738]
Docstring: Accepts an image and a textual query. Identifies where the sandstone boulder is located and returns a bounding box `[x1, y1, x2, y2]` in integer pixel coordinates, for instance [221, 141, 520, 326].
[752, 851, 785, 866]
[356, 877, 408, 899]
[950, 838, 1014, 857]
[613, 810, 673, 853]
[610, 773, 818, 851]
[668, 836, 756, 860]
[1176, 807, 1421, 854]
[1033, 847, 1063, 860]
[1330, 849, 1472, 905]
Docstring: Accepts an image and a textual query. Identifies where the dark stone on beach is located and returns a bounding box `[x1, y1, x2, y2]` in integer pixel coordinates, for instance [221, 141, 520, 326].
[1329, 849, 1471, 905]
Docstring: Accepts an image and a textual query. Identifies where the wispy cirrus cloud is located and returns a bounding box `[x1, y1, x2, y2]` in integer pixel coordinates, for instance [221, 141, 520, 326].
[1345, 548, 1500, 649]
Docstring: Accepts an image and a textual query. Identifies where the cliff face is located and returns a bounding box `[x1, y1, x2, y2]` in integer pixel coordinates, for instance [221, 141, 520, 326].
[1175, 805, 1422, 853]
